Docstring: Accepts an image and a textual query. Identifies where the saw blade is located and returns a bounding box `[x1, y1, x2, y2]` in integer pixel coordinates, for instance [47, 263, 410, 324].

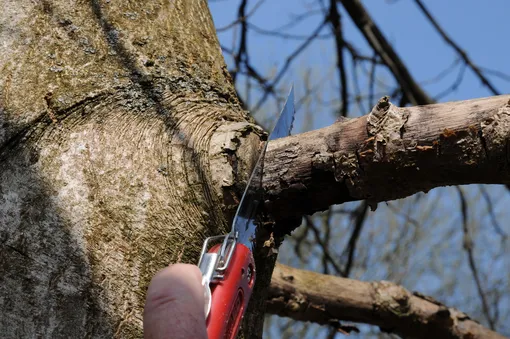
[231, 86, 296, 251]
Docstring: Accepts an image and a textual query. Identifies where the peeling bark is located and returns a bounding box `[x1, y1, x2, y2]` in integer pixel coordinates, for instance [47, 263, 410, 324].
[264, 95, 510, 228]
[267, 263, 507, 339]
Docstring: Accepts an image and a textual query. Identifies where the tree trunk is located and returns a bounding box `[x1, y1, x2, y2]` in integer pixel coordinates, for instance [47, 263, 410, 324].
[2, 1, 510, 338]
[0, 1, 268, 337]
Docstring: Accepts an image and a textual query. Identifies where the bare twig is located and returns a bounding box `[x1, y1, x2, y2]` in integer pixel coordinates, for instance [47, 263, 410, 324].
[231, 0, 249, 84]
[433, 62, 467, 100]
[421, 58, 462, 85]
[456, 186, 495, 329]
[327, 0, 349, 117]
[338, 0, 434, 105]
[414, 0, 500, 95]
[341, 201, 369, 277]
[247, 22, 331, 40]
[386, 203, 421, 228]
[478, 185, 507, 239]
[216, 0, 265, 32]
[251, 19, 328, 113]
[322, 209, 333, 275]
[480, 67, 510, 82]
[367, 52, 378, 108]
[275, 9, 324, 32]
[305, 216, 344, 275]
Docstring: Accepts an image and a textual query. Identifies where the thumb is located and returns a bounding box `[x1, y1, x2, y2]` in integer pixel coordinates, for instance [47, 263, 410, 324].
[144, 264, 207, 339]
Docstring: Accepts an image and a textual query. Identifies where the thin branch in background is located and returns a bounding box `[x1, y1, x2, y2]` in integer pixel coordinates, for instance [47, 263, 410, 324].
[343, 39, 395, 110]
[327, 201, 370, 339]
[294, 64, 336, 109]
[247, 22, 332, 40]
[358, 55, 395, 92]
[478, 185, 508, 240]
[321, 209, 333, 275]
[218, 2, 279, 108]
[299, 68, 315, 132]
[433, 62, 467, 101]
[312, 89, 392, 110]
[244, 62, 278, 95]
[245, 74, 251, 108]
[338, 0, 434, 105]
[216, 0, 265, 32]
[331, 207, 358, 215]
[305, 216, 344, 275]
[251, 19, 328, 114]
[219, 44, 233, 55]
[343, 41, 384, 65]
[274, 9, 324, 32]
[489, 285, 502, 325]
[277, 317, 295, 336]
[293, 223, 310, 262]
[421, 57, 462, 86]
[293, 61, 388, 113]
[327, 202, 369, 339]
[368, 52, 378, 108]
[456, 187, 495, 330]
[386, 203, 421, 228]
[414, 0, 500, 95]
[341, 201, 369, 277]
[327, 0, 349, 117]
[479, 67, 510, 82]
[231, 0, 249, 84]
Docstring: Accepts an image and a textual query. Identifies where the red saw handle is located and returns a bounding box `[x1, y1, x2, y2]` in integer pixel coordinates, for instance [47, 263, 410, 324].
[206, 243, 255, 339]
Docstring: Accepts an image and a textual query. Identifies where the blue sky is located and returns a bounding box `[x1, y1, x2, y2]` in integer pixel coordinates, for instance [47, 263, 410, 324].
[210, 0, 510, 125]
[208, 1, 510, 337]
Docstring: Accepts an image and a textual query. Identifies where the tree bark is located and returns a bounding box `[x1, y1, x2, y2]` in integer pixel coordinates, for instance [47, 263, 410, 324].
[1, 1, 510, 338]
[264, 95, 510, 230]
[0, 1, 272, 337]
[267, 263, 507, 339]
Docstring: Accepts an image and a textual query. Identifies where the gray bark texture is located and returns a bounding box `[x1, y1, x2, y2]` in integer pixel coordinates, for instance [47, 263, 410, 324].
[1, 0, 510, 338]
[0, 1, 271, 338]
[267, 263, 507, 339]
[265, 95, 510, 226]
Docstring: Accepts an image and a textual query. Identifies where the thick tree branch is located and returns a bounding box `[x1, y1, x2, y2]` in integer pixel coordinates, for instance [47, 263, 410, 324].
[267, 263, 508, 339]
[263, 95, 510, 228]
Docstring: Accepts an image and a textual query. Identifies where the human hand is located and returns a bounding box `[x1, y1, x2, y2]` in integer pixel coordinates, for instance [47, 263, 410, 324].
[144, 264, 207, 339]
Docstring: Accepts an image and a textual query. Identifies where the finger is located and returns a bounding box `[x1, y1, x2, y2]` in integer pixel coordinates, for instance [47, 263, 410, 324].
[144, 264, 207, 339]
